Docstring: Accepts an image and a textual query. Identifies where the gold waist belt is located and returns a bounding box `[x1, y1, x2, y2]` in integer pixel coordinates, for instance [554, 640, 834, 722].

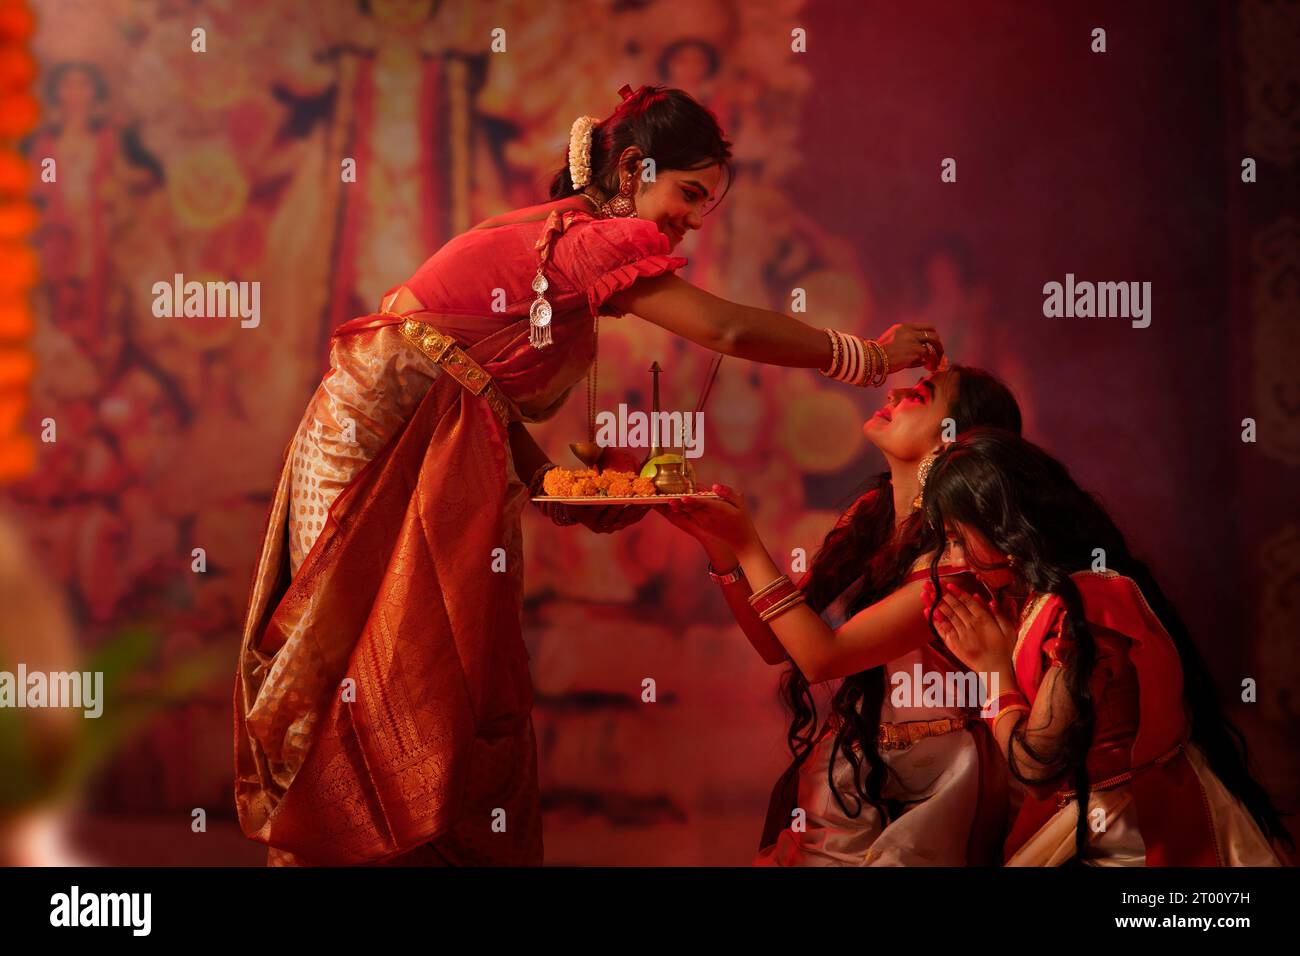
[1054, 740, 1186, 809]
[397, 317, 515, 425]
[877, 716, 972, 752]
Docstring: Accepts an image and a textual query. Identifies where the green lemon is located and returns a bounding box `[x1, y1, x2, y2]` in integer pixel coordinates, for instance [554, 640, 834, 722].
[639, 453, 683, 479]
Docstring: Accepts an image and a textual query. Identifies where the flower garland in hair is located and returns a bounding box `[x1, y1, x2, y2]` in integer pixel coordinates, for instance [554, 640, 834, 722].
[568, 115, 602, 188]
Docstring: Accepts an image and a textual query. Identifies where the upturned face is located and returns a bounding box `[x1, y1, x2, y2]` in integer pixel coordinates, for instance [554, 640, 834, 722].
[862, 370, 956, 461]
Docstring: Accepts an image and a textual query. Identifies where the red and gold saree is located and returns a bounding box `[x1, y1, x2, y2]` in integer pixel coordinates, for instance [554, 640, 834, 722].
[234, 207, 686, 865]
[1004, 571, 1284, 866]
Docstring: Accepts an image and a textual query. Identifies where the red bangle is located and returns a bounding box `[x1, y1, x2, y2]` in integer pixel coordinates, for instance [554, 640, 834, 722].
[983, 691, 1027, 713]
[981, 691, 1029, 728]
[749, 575, 801, 618]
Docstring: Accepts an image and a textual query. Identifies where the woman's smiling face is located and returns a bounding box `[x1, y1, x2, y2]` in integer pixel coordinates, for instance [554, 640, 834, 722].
[631, 162, 723, 252]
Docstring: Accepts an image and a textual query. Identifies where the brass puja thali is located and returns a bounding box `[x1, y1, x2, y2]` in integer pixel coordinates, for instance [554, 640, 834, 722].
[530, 463, 719, 506]
[533, 357, 724, 507]
[533, 493, 721, 506]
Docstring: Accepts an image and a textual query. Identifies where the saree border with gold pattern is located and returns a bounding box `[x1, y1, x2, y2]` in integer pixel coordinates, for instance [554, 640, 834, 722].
[1003, 571, 1283, 866]
[233, 300, 587, 865]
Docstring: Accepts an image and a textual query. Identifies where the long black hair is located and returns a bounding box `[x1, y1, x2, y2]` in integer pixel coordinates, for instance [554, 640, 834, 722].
[548, 85, 734, 211]
[920, 427, 1293, 856]
[783, 367, 1023, 822]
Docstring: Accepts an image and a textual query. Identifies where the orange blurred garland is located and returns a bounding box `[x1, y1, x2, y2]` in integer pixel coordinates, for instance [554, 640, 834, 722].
[0, 0, 35, 481]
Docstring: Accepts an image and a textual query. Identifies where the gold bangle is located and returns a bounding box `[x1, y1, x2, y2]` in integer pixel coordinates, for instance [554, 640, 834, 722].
[991, 704, 1030, 735]
[760, 592, 807, 622]
[868, 340, 889, 385]
[823, 328, 842, 378]
[748, 573, 791, 602]
[820, 330, 884, 387]
[762, 590, 805, 614]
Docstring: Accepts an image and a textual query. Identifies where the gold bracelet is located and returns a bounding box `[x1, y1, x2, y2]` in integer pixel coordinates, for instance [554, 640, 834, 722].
[991, 704, 1030, 735]
[862, 339, 876, 386]
[821, 330, 891, 387]
[761, 589, 805, 613]
[759, 592, 807, 622]
[748, 573, 792, 604]
[823, 328, 842, 378]
[870, 339, 889, 385]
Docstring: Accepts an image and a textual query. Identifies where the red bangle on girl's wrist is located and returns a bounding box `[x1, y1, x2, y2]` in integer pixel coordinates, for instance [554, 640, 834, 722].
[747, 574, 806, 621]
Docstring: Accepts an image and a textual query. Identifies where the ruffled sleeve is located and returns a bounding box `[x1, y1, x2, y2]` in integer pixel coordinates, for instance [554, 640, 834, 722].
[548, 214, 689, 319]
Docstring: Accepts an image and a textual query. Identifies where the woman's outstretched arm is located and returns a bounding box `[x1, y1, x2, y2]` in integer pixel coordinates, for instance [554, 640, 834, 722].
[664, 489, 938, 683]
[686, 534, 789, 665]
[726, 532, 936, 683]
[606, 273, 940, 373]
[664, 490, 877, 668]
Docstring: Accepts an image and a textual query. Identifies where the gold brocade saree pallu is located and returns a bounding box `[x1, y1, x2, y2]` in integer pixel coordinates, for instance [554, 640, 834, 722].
[233, 307, 582, 866]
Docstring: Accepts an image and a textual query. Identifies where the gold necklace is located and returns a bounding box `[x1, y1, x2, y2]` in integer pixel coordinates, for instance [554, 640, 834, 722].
[575, 190, 607, 442]
[579, 189, 605, 217]
[587, 315, 600, 442]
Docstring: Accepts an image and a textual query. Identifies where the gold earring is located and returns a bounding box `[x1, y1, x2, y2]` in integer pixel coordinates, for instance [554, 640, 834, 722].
[593, 182, 636, 218]
[911, 453, 938, 511]
[601, 175, 637, 218]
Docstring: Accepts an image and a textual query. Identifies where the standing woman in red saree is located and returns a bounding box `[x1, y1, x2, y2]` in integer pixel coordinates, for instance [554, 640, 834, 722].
[923, 429, 1291, 865]
[234, 84, 944, 866]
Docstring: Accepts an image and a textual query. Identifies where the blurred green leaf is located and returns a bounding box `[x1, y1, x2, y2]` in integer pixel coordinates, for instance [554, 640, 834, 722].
[2, 626, 228, 814]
